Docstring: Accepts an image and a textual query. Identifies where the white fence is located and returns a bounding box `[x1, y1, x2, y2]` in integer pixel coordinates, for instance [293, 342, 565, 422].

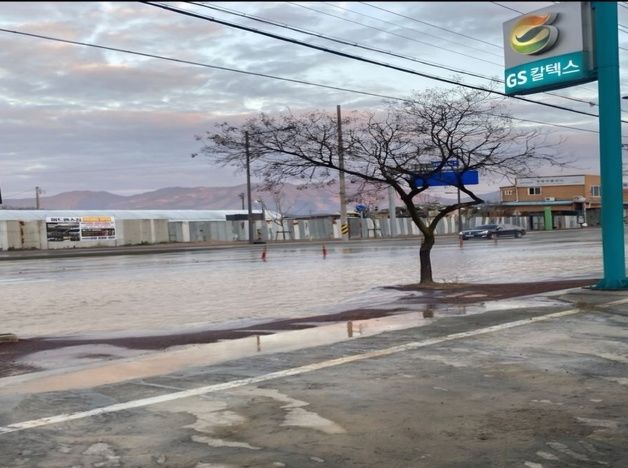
[0, 214, 584, 251]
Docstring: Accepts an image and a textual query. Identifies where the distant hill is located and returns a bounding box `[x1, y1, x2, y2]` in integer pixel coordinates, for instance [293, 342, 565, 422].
[2, 184, 500, 215]
[2, 184, 343, 215]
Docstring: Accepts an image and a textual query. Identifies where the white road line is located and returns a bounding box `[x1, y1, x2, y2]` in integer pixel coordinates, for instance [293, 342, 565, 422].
[0, 308, 582, 435]
[604, 297, 628, 306]
[0, 278, 51, 284]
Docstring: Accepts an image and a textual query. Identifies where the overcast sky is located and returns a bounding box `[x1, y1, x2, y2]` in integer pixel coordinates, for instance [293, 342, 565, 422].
[1, 1, 627, 199]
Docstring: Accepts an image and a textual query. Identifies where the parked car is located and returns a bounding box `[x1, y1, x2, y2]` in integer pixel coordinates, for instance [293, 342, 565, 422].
[459, 223, 526, 240]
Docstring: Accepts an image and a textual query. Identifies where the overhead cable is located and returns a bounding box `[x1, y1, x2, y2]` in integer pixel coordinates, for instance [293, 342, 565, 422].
[193, 2, 598, 109]
[144, 1, 626, 123]
[358, 1, 503, 49]
[284, 1, 503, 66]
[0, 27, 608, 137]
[490, 2, 523, 14]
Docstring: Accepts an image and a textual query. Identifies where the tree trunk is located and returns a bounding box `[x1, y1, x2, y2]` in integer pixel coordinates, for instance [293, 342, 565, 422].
[419, 232, 435, 284]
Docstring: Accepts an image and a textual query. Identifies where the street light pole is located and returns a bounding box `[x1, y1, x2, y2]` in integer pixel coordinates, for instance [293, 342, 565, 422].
[245, 131, 254, 244]
[255, 198, 267, 241]
[457, 186, 462, 234]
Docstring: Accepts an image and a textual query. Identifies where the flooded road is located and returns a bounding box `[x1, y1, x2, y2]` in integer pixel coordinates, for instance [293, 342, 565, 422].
[0, 230, 602, 337]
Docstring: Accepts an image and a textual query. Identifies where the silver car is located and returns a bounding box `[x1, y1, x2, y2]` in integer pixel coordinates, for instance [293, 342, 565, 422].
[459, 223, 526, 240]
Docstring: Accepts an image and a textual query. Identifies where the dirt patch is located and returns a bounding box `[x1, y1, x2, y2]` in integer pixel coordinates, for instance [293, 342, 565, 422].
[387, 278, 596, 305]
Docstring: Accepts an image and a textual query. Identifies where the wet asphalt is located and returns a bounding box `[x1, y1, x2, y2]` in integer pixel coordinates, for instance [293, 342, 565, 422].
[0, 286, 626, 467]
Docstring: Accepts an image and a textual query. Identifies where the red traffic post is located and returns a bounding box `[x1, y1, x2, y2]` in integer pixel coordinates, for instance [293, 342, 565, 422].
[261, 246, 267, 262]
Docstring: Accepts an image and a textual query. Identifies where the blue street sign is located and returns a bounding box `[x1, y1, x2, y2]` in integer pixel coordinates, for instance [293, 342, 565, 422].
[431, 160, 459, 168]
[355, 204, 368, 213]
[414, 170, 479, 187]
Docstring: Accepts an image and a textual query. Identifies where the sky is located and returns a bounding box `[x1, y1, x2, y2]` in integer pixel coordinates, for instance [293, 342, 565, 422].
[1, 1, 627, 200]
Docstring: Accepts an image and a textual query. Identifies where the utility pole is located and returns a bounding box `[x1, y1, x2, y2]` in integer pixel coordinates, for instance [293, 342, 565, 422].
[388, 186, 397, 237]
[337, 105, 348, 241]
[245, 131, 254, 244]
[35, 186, 41, 209]
[238, 192, 245, 210]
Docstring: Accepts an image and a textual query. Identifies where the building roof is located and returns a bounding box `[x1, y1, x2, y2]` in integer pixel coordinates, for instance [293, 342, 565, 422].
[0, 209, 262, 222]
[501, 201, 574, 206]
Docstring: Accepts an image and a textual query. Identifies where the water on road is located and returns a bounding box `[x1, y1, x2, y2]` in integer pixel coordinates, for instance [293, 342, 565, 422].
[0, 233, 602, 337]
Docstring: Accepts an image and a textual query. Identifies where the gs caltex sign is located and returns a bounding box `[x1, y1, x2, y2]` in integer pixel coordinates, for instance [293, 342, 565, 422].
[503, 2, 596, 95]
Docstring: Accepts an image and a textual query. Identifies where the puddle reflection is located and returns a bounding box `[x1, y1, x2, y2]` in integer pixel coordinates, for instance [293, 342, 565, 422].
[6, 312, 429, 395]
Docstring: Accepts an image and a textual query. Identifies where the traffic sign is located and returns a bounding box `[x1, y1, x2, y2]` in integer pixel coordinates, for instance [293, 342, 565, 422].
[431, 160, 459, 168]
[414, 170, 479, 188]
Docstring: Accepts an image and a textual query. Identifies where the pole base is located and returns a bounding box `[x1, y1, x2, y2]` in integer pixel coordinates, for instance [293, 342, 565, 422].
[593, 278, 628, 290]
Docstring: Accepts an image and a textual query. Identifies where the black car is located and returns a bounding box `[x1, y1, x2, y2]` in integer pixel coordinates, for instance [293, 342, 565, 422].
[459, 223, 526, 240]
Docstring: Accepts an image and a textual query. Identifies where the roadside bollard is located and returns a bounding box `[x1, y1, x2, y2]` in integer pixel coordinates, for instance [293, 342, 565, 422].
[322, 243, 327, 259]
[459, 236, 464, 248]
[261, 246, 267, 262]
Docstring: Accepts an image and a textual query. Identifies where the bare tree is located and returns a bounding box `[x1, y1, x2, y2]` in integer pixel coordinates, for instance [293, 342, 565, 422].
[194, 87, 562, 284]
[261, 185, 296, 240]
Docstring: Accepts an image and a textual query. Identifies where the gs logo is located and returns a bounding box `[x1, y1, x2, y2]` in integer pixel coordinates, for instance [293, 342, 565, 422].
[510, 13, 559, 55]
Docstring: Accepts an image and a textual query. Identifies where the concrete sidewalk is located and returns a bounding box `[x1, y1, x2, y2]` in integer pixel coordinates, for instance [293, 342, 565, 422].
[0, 287, 626, 467]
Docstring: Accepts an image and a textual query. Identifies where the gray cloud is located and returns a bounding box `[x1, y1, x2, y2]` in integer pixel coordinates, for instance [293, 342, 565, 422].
[0, 1, 625, 199]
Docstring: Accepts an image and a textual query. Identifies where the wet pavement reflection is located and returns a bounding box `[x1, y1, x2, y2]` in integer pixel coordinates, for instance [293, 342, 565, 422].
[0, 233, 602, 338]
[1, 311, 433, 394]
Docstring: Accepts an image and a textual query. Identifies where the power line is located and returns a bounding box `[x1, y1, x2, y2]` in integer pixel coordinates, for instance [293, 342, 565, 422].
[0, 26, 609, 139]
[324, 2, 501, 58]
[491, 117, 597, 134]
[491, 2, 523, 14]
[291, 2, 626, 60]
[284, 2, 503, 67]
[321, 1, 501, 56]
[358, 2, 503, 50]
[193, 4, 500, 83]
[144, 1, 624, 123]
[194, 2, 598, 110]
[340, 2, 605, 108]
[0, 27, 411, 102]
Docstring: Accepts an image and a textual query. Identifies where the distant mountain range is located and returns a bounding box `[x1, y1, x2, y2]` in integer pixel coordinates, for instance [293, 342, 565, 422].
[2, 184, 500, 215]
